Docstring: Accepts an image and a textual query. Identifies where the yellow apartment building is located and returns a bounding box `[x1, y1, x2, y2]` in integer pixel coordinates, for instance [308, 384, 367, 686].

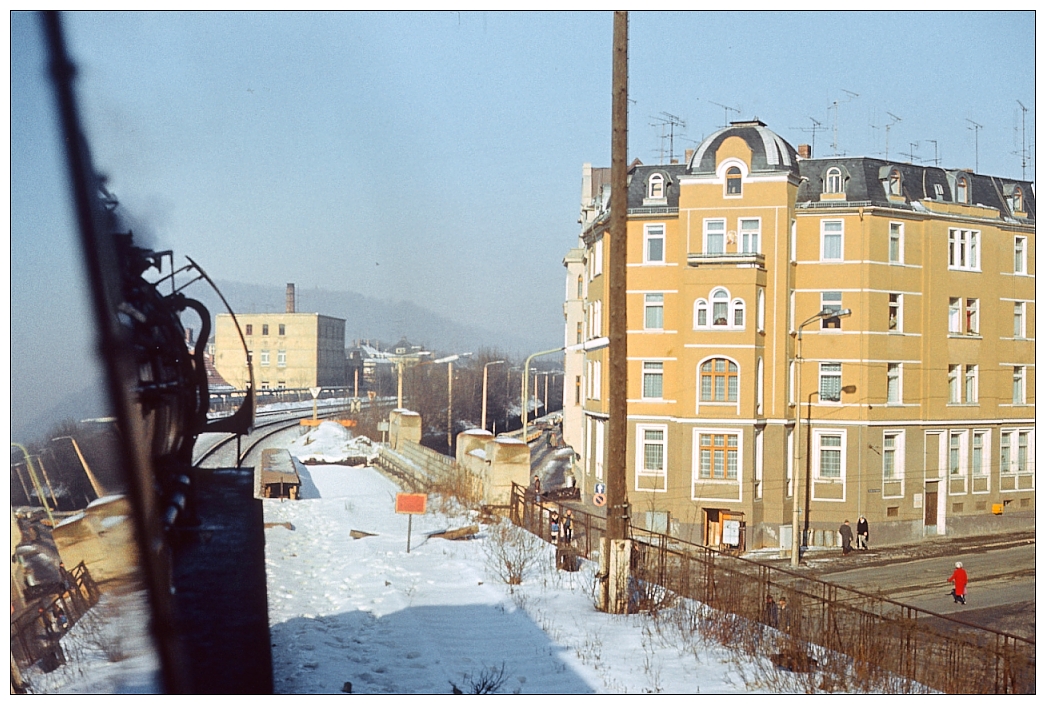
[214, 311, 347, 391]
[563, 120, 1034, 550]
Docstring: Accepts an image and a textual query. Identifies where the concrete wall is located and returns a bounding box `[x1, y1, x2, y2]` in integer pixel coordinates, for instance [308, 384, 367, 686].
[389, 409, 422, 451]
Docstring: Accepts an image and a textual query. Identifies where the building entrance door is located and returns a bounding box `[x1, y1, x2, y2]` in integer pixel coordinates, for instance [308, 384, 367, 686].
[924, 483, 938, 533]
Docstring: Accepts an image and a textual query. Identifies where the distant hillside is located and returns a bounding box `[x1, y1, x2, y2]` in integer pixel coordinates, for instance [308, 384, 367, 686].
[184, 280, 556, 358]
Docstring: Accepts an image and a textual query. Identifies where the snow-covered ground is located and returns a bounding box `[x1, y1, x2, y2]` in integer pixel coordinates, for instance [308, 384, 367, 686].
[263, 422, 774, 694]
[27, 422, 804, 694]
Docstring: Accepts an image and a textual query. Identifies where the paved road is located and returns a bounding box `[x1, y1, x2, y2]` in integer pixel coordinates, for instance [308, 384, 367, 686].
[777, 532, 1036, 640]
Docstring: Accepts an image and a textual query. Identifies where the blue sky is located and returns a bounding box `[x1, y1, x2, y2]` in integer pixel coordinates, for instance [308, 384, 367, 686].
[7, 11, 1036, 427]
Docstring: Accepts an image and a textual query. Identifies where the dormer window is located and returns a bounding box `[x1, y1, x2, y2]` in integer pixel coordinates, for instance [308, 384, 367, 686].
[647, 173, 665, 199]
[726, 166, 742, 195]
[1006, 185, 1024, 213]
[888, 169, 902, 196]
[956, 176, 968, 204]
[825, 167, 843, 194]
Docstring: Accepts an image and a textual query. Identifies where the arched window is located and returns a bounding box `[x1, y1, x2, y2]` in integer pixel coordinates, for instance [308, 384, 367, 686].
[757, 289, 765, 331]
[648, 173, 665, 199]
[700, 358, 739, 402]
[712, 289, 730, 326]
[694, 299, 709, 328]
[825, 167, 842, 194]
[888, 169, 902, 196]
[732, 298, 745, 328]
[1012, 186, 1024, 212]
[956, 176, 968, 204]
[726, 166, 742, 195]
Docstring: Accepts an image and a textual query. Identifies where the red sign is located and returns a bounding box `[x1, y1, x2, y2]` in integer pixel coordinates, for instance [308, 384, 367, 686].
[395, 493, 427, 515]
[593, 493, 606, 507]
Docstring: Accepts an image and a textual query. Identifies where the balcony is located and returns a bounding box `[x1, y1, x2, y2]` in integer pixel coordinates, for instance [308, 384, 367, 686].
[687, 251, 765, 268]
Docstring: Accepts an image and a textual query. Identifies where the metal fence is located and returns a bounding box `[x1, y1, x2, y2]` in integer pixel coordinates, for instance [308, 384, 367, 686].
[11, 561, 101, 671]
[509, 484, 1034, 694]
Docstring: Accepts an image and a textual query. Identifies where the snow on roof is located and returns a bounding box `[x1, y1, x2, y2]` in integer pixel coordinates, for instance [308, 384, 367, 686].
[86, 494, 126, 509]
[494, 437, 526, 446]
[467, 449, 487, 459]
[461, 429, 494, 436]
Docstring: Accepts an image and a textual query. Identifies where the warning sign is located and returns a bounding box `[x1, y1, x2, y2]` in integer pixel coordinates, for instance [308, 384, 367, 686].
[395, 493, 427, 515]
[593, 493, 606, 507]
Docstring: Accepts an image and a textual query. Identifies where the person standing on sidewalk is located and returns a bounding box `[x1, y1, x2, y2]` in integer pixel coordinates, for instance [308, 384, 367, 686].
[839, 519, 854, 555]
[856, 515, 869, 550]
[948, 561, 968, 605]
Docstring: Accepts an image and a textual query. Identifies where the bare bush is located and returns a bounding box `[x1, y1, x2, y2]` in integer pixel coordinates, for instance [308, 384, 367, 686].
[484, 521, 544, 588]
[449, 662, 509, 694]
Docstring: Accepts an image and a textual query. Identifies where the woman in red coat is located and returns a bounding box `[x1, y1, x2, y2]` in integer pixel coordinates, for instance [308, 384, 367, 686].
[948, 561, 968, 605]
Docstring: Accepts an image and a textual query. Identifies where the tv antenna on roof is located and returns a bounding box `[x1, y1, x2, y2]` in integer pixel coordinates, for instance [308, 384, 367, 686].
[923, 139, 940, 166]
[966, 118, 983, 172]
[649, 112, 687, 164]
[1013, 100, 1029, 180]
[705, 99, 740, 128]
[791, 117, 827, 158]
[828, 89, 859, 156]
[884, 112, 902, 161]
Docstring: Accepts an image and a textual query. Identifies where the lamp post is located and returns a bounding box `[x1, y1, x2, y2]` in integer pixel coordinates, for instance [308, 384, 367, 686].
[791, 307, 852, 566]
[481, 360, 505, 432]
[524, 338, 609, 444]
[433, 353, 472, 451]
[11, 443, 56, 527]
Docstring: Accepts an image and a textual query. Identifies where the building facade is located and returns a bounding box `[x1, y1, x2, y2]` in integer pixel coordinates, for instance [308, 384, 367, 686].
[214, 312, 347, 391]
[563, 120, 1034, 550]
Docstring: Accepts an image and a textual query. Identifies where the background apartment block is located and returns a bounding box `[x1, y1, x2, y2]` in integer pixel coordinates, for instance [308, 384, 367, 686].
[214, 285, 347, 391]
[563, 120, 1034, 550]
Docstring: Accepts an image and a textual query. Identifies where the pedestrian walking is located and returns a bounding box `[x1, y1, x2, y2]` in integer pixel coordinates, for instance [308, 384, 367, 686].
[856, 516, 869, 550]
[532, 475, 542, 503]
[777, 597, 792, 634]
[763, 594, 779, 628]
[948, 561, 968, 605]
[550, 511, 560, 544]
[562, 510, 574, 544]
[839, 519, 854, 555]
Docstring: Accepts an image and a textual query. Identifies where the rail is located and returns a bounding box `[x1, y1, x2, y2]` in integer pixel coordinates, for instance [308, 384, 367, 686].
[11, 561, 101, 671]
[508, 484, 1033, 694]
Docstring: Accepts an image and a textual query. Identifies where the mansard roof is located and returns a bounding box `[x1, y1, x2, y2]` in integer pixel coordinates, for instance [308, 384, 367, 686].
[796, 157, 1035, 220]
[688, 119, 800, 176]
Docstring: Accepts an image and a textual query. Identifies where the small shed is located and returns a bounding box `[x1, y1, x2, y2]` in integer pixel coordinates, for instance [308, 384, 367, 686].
[257, 449, 300, 499]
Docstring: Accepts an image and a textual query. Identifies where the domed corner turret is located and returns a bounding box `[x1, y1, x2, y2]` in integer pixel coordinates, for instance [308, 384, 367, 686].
[687, 119, 799, 178]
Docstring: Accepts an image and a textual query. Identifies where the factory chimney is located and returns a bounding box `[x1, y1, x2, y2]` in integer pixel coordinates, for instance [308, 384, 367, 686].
[286, 283, 296, 313]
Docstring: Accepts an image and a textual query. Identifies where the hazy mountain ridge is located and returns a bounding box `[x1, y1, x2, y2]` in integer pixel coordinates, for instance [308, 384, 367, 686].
[187, 280, 556, 357]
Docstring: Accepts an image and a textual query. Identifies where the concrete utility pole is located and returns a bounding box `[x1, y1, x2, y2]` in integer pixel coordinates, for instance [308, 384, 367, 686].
[599, 9, 632, 615]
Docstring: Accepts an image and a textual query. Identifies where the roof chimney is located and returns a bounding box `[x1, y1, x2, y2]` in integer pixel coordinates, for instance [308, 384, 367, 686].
[798, 144, 812, 159]
[685, 148, 694, 164]
[286, 283, 296, 313]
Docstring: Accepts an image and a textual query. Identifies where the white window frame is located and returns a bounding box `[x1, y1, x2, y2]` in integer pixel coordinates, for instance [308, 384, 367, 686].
[889, 222, 904, 263]
[635, 424, 668, 492]
[948, 430, 968, 495]
[882, 430, 905, 498]
[825, 167, 842, 194]
[260, 349, 270, 367]
[756, 357, 764, 415]
[711, 288, 730, 327]
[694, 298, 708, 328]
[887, 363, 902, 405]
[594, 418, 605, 481]
[699, 357, 740, 406]
[641, 361, 664, 400]
[948, 228, 980, 271]
[644, 293, 664, 331]
[725, 166, 743, 197]
[948, 365, 961, 404]
[1014, 236, 1027, 274]
[754, 428, 764, 500]
[593, 238, 604, 278]
[971, 429, 990, 493]
[821, 219, 844, 261]
[647, 173, 665, 200]
[704, 218, 726, 255]
[887, 169, 902, 196]
[948, 298, 962, 334]
[732, 298, 746, 328]
[739, 217, 761, 254]
[819, 362, 842, 403]
[692, 427, 744, 502]
[277, 349, 286, 367]
[1013, 366, 1026, 405]
[965, 298, 979, 336]
[821, 291, 844, 329]
[812, 428, 847, 502]
[964, 364, 978, 404]
[888, 293, 902, 332]
[756, 289, 765, 332]
[1013, 302, 1026, 339]
[644, 223, 666, 264]
[956, 176, 969, 204]
[999, 428, 1034, 488]
[588, 360, 602, 401]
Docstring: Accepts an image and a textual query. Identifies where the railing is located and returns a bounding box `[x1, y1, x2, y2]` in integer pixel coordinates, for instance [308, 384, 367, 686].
[11, 561, 101, 670]
[508, 484, 1034, 694]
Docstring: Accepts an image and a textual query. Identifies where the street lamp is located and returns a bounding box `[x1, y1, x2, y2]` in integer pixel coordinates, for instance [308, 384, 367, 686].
[434, 352, 472, 450]
[481, 360, 505, 432]
[522, 337, 609, 444]
[791, 307, 852, 566]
